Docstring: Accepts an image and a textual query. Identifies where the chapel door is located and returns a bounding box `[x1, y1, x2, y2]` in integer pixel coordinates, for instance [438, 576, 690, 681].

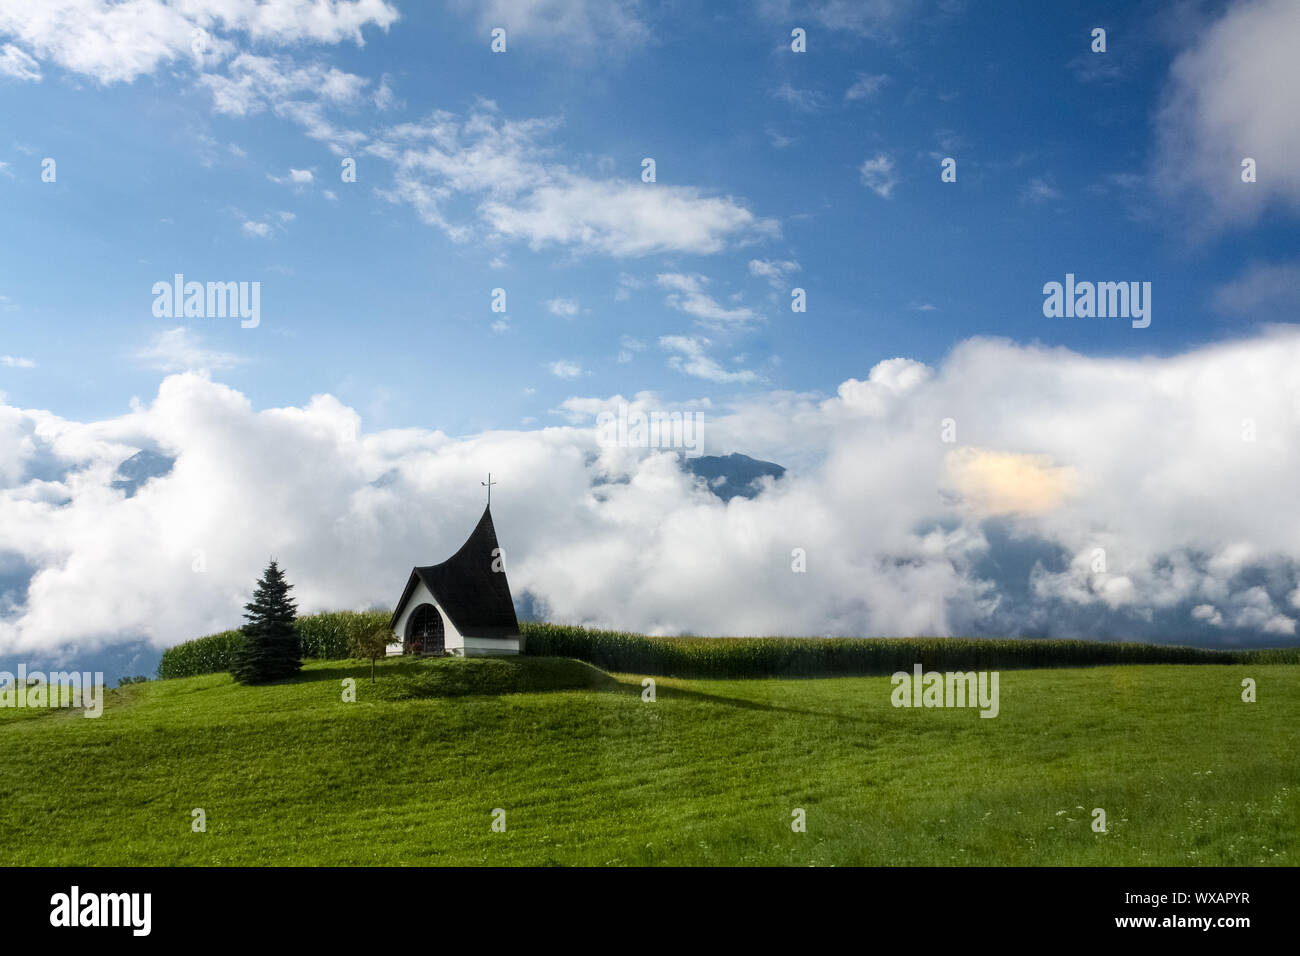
[406, 604, 445, 655]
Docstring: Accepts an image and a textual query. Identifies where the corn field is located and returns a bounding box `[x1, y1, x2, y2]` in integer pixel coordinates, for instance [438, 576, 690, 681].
[156, 629, 246, 680]
[158, 615, 1299, 680]
[158, 610, 392, 679]
[296, 610, 392, 661]
[520, 622, 1299, 678]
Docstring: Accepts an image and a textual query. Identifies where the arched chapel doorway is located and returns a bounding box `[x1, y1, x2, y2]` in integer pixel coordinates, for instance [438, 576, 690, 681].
[405, 604, 445, 655]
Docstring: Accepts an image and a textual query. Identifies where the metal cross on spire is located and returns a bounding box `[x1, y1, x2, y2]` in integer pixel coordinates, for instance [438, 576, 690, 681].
[481, 472, 497, 507]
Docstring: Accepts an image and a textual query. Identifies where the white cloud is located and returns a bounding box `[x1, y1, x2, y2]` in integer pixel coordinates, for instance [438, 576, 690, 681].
[1154, 0, 1300, 232]
[748, 258, 800, 289]
[370, 108, 778, 256]
[0, 0, 398, 85]
[1213, 260, 1300, 319]
[0, 42, 40, 81]
[845, 72, 889, 101]
[239, 210, 293, 238]
[1192, 604, 1224, 627]
[615, 272, 645, 301]
[772, 82, 825, 112]
[759, 0, 920, 37]
[616, 335, 646, 363]
[200, 52, 369, 117]
[859, 153, 898, 198]
[374, 73, 397, 110]
[133, 328, 245, 372]
[660, 335, 760, 384]
[764, 125, 796, 149]
[447, 0, 649, 52]
[548, 359, 583, 379]
[7, 330, 1300, 653]
[546, 297, 580, 317]
[0, 355, 36, 368]
[1021, 176, 1064, 204]
[269, 167, 314, 185]
[484, 177, 776, 258]
[658, 273, 756, 327]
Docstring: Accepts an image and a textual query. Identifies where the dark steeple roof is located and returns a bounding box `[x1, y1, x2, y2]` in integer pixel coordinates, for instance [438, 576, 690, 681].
[390, 505, 521, 639]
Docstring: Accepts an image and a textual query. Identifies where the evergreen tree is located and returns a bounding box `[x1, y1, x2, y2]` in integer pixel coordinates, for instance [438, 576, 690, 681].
[232, 560, 301, 684]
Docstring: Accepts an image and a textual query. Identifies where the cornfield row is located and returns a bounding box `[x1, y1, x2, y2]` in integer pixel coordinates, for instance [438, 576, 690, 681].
[158, 610, 391, 679]
[296, 610, 392, 660]
[156, 629, 245, 680]
[520, 622, 1300, 678]
[157, 615, 1300, 680]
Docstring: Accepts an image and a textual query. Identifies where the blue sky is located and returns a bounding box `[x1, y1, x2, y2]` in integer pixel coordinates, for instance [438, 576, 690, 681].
[2, 0, 1300, 672]
[2, 0, 1293, 433]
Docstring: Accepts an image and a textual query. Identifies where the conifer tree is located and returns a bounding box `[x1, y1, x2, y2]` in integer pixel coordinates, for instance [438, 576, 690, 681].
[232, 560, 300, 684]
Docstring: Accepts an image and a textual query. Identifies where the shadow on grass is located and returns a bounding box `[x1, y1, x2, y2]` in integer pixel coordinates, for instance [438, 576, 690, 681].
[229, 657, 868, 722]
[609, 676, 870, 725]
[271, 656, 620, 700]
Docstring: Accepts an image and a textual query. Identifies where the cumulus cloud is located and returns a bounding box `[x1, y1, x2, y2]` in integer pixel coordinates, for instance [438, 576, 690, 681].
[0, 42, 40, 81]
[447, 0, 650, 53]
[201, 53, 370, 117]
[944, 448, 1078, 518]
[1213, 260, 1300, 320]
[1154, 0, 1300, 233]
[658, 273, 756, 327]
[198, 53, 375, 155]
[614, 273, 645, 301]
[859, 153, 898, 198]
[548, 359, 583, 379]
[616, 335, 647, 363]
[1, 8, 390, 159]
[659, 335, 759, 384]
[764, 125, 796, 149]
[134, 328, 246, 372]
[5, 330, 1300, 656]
[483, 178, 775, 258]
[269, 167, 314, 185]
[369, 108, 777, 256]
[239, 209, 294, 238]
[845, 72, 889, 101]
[772, 82, 826, 112]
[1021, 176, 1064, 204]
[0, 0, 398, 84]
[748, 258, 800, 290]
[759, 0, 920, 38]
[546, 297, 580, 317]
[0, 355, 36, 369]
[5, 10, 773, 261]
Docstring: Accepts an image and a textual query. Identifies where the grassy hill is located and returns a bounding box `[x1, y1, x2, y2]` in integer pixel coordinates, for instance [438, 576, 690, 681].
[1, 654, 1296, 865]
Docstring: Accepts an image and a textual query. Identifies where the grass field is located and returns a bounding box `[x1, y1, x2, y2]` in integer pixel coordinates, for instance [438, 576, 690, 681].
[1, 655, 1295, 866]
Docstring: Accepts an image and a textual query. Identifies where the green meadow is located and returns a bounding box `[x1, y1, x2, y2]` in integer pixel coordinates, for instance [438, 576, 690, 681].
[1, 655, 1295, 866]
